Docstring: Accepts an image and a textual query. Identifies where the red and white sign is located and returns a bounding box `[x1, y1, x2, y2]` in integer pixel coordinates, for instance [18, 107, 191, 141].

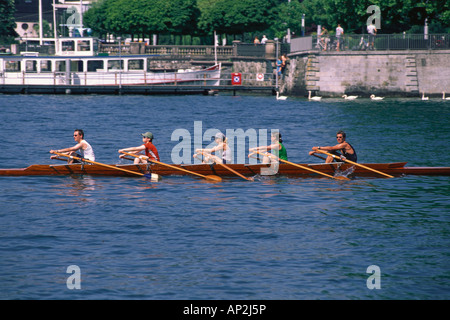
[231, 72, 242, 85]
[256, 73, 264, 81]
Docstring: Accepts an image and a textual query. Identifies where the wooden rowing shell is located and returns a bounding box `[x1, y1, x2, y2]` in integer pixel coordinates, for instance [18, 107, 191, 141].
[1, 162, 449, 177]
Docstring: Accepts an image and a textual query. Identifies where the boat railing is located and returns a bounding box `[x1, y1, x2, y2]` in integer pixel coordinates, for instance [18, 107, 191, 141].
[0, 69, 277, 87]
[101, 43, 236, 58]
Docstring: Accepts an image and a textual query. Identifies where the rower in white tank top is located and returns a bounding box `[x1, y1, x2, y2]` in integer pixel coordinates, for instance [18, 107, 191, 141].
[79, 139, 95, 161]
[50, 129, 95, 164]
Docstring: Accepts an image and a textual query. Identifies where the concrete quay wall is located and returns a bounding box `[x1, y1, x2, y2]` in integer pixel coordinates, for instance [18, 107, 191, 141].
[283, 50, 450, 97]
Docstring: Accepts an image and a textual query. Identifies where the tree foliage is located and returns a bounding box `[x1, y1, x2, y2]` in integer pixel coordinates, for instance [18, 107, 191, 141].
[83, 0, 450, 41]
[84, 0, 199, 39]
[198, 0, 278, 35]
[295, 0, 450, 34]
[0, 0, 18, 43]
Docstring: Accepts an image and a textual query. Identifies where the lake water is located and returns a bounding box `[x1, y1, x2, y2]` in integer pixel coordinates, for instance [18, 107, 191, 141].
[0, 93, 449, 300]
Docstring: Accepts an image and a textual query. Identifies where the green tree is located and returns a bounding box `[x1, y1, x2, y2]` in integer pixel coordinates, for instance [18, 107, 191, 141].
[271, 0, 306, 39]
[84, 0, 200, 41]
[198, 0, 278, 36]
[0, 0, 18, 43]
[166, 0, 200, 35]
[83, 0, 108, 38]
[296, 0, 450, 34]
[82, 0, 450, 42]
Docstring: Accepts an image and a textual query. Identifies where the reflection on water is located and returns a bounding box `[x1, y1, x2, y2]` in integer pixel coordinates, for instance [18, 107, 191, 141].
[52, 175, 97, 198]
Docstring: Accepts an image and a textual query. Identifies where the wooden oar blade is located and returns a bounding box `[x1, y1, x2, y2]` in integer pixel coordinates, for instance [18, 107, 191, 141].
[335, 175, 351, 180]
[206, 175, 223, 182]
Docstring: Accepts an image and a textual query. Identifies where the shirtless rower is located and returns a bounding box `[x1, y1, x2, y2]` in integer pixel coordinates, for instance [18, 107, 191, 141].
[118, 131, 160, 164]
[309, 130, 357, 163]
[50, 129, 95, 164]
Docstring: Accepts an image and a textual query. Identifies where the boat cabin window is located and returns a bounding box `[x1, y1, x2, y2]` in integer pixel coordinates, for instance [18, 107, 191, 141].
[40, 60, 52, 73]
[77, 40, 91, 52]
[62, 40, 75, 53]
[25, 60, 38, 73]
[107, 60, 123, 71]
[5, 61, 21, 72]
[87, 60, 104, 72]
[128, 59, 144, 71]
[70, 60, 84, 72]
[55, 60, 66, 72]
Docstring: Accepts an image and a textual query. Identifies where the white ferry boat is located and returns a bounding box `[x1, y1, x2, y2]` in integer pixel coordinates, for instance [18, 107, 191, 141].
[0, 38, 221, 88]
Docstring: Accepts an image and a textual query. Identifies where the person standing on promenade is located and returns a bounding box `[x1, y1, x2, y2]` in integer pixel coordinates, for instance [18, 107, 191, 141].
[118, 131, 160, 164]
[367, 23, 377, 50]
[50, 129, 95, 164]
[309, 130, 357, 163]
[261, 35, 268, 44]
[336, 24, 344, 51]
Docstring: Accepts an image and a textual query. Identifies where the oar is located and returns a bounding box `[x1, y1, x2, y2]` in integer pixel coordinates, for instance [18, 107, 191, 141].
[255, 151, 350, 180]
[315, 149, 394, 178]
[311, 153, 327, 161]
[198, 152, 253, 181]
[51, 151, 160, 181]
[120, 151, 222, 182]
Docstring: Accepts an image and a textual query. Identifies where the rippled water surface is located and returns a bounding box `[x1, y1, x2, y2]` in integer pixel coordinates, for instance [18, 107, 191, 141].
[0, 94, 449, 299]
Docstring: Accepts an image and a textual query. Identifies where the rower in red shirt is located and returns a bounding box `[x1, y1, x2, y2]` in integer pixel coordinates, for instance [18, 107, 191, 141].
[118, 132, 160, 164]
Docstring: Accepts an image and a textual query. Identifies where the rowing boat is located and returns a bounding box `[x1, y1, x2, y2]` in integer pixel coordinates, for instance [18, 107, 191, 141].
[1, 162, 449, 178]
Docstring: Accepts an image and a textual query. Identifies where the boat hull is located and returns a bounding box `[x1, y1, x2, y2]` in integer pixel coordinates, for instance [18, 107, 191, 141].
[1, 162, 449, 178]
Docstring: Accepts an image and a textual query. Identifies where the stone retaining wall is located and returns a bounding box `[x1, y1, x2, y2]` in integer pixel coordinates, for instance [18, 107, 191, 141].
[283, 50, 450, 97]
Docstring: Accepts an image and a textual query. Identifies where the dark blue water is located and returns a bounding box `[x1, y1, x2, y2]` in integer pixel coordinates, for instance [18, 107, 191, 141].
[0, 94, 449, 300]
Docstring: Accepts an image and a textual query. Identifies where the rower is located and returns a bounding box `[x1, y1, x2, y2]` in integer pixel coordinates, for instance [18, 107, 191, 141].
[195, 132, 231, 164]
[309, 130, 357, 163]
[50, 129, 95, 164]
[118, 132, 160, 164]
[249, 132, 287, 164]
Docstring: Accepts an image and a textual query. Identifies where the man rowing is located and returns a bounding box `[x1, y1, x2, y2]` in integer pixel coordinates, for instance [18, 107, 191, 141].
[249, 131, 287, 163]
[50, 129, 95, 164]
[309, 130, 357, 163]
[118, 131, 160, 164]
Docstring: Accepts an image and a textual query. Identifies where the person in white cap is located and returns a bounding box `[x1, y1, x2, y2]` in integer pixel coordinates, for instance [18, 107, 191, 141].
[118, 131, 160, 164]
[195, 132, 231, 164]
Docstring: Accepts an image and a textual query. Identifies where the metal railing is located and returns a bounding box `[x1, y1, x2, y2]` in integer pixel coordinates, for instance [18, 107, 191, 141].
[99, 42, 290, 58]
[291, 34, 450, 52]
[1, 70, 277, 87]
